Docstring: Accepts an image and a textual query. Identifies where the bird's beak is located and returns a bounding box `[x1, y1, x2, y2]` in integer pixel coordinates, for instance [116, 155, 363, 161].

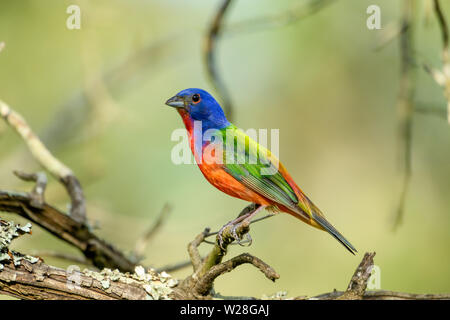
[165, 95, 185, 108]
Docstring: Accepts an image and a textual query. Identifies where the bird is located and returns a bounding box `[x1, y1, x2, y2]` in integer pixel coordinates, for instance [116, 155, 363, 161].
[165, 88, 356, 254]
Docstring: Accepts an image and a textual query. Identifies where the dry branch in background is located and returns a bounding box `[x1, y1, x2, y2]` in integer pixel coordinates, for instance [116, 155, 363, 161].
[204, 0, 234, 120]
[393, 0, 417, 230]
[420, 0, 450, 120]
[415, 102, 447, 119]
[0, 99, 139, 272]
[39, 33, 183, 150]
[224, 0, 334, 36]
[0, 101, 86, 223]
[394, 0, 450, 229]
[31, 250, 90, 267]
[203, 0, 335, 122]
[429, 0, 450, 123]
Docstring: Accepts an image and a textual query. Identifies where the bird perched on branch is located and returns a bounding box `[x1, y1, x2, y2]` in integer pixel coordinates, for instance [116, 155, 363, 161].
[166, 88, 356, 254]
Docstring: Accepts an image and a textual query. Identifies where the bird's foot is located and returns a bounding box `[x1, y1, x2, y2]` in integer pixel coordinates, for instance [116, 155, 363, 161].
[217, 204, 266, 249]
[231, 222, 252, 247]
[217, 218, 249, 249]
[217, 217, 253, 249]
[217, 220, 235, 250]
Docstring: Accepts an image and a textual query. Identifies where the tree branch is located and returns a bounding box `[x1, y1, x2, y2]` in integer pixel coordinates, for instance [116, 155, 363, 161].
[194, 253, 279, 296]
[336, 252, 375, 300]
[0, 101, 86, 223]
[173, 205, 279, 299]
[0, 260, 145, 300]
[1, 217, 448, 300]
[0, 257, 181, 300]
[0, 190, 137, 272]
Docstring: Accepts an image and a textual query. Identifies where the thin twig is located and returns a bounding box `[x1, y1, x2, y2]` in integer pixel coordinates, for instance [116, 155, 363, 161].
[133, 203, 172, 258]
[204, 0, 234, 120]
[432, 0, 450, 123]
[433, 0, 449, 59]
[13, 170, 47, 209]
[156, 260, 192, 273]
[31, 250, 91, 266]
[224, 0, 334, 36]
[415, 104, 447, 119]
[393, 0, 416, 230]
[39, 32, 183, 150]
[194, 253, 279, 296]
[0, 100, 86, 223]
[203, 0, 334, 121]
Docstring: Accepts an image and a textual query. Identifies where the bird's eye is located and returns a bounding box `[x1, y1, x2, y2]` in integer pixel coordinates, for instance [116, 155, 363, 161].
[192, 94, 201, 104]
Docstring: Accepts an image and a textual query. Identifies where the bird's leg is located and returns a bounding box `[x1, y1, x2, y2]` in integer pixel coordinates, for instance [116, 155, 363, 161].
[236, 203, 259, 218]
[217, 212, 252, 249]
[231, 204, 266, 246]
[217, 203, 265, 249]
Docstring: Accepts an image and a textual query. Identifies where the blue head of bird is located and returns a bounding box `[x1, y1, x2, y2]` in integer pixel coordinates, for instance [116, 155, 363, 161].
[165, 88, 230, 131]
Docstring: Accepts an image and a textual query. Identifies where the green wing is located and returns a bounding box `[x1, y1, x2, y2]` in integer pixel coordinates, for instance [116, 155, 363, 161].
[218, 126, 356, 254]
[221, 126, 308, 218]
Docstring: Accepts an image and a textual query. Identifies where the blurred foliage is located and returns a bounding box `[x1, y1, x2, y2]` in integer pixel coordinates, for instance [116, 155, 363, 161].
[0, 0, 449, 299]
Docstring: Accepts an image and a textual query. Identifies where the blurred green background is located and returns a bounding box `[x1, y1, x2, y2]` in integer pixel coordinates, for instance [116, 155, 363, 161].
[0, 0, 449, 299]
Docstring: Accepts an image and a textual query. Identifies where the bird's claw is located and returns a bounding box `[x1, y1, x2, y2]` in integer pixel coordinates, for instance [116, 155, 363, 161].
[217, 231, 226, 250]
[217, 221, 253, 249]
[231, 223, 252, 247]
[217, 221, 233, 250]
[231, 224, 240, 242]
[231, 224, 252, 247]
[244, 233, 252, 246]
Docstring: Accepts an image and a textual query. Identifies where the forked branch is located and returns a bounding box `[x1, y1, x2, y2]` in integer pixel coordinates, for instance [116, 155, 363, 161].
[0, 101, 86, 223]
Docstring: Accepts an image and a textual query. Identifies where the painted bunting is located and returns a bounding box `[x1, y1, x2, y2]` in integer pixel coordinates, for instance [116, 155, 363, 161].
[166, 88, 356, 254]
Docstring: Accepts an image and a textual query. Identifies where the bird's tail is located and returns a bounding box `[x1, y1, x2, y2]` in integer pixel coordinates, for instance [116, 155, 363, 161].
[311, 211, 357, 255]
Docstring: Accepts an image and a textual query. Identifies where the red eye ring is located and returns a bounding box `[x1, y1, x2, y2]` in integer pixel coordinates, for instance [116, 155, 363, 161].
[192, 93, 201, 104]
